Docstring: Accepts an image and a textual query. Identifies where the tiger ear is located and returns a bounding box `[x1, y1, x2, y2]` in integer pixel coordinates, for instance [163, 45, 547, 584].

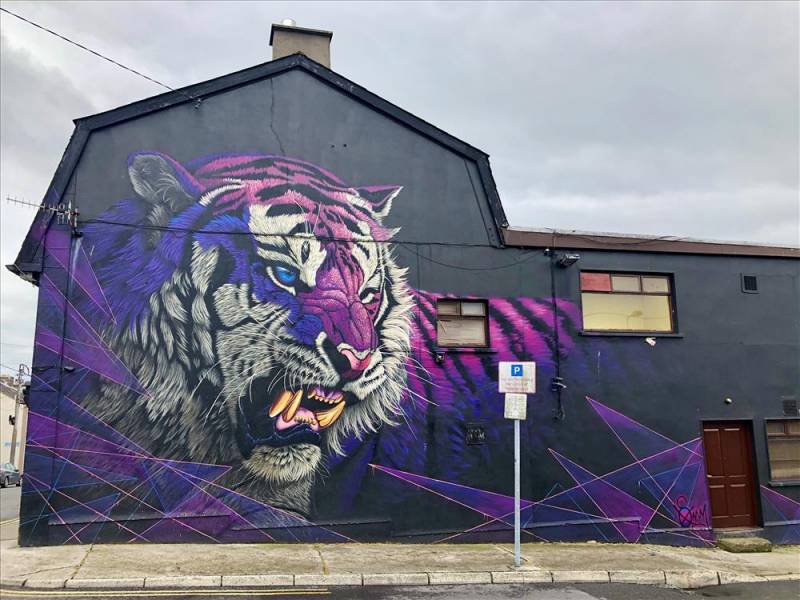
[128, 152, 199, 214]
[352, 185, 402, 221]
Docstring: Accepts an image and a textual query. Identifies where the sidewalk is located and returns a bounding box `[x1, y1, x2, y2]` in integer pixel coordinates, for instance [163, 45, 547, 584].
[1, 535, 798, 591]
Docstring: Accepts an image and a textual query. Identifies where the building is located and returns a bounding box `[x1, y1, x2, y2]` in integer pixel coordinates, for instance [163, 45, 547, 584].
[0, 374, 27, 470]
[9, 24, 799, 546]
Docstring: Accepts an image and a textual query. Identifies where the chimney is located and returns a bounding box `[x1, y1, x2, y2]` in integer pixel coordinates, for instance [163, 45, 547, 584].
[269, 19, 333, 68]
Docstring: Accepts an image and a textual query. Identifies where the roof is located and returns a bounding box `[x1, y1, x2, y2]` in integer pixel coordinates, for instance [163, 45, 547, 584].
[503, 227, 800, 258]
[10, 53, 509, 278]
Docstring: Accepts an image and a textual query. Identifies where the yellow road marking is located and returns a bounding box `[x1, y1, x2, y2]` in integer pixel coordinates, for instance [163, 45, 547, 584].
[0, 518, 20, 526]
[0, 589, 329, 598]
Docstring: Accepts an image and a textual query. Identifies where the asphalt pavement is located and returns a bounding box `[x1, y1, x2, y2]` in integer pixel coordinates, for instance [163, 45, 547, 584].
[0, 582, 798, 599]
[0, 487, 21, 522]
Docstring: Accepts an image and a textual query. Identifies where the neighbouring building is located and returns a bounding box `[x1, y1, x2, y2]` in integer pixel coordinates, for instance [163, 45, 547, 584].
[0, 374, 27, 470]
[9, 24, 799, 546]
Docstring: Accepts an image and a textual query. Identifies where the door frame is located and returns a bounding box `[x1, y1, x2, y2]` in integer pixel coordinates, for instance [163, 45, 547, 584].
[699, 418, 762, 529]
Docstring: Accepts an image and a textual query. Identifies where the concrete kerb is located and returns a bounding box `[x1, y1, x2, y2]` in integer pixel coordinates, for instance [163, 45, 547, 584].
[144, 575, 222, 589]
[609, 570, 666, 585]
[66, 578, 146, 589]
[717, 572, 768, 585]
[664, 570, 720, 589]
[491, 570, 553, 584]
[221, 574, 295, 587]
[362, 573, 430, 586]
[552, 570, 611, 584]
[294, 573, 363, 586]
[4, 570, 800, 590]
[22, 578, 67, 589]
[428, 571, 493, 585]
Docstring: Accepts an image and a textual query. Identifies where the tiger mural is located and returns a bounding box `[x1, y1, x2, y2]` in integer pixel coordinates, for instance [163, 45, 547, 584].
[81, 152, 413, 516]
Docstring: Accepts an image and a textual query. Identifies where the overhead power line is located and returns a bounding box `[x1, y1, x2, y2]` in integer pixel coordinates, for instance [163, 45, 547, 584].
[0, 6, 173, 91]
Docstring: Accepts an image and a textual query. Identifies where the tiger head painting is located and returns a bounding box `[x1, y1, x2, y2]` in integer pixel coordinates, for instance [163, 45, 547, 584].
[82, 153, 413, 515]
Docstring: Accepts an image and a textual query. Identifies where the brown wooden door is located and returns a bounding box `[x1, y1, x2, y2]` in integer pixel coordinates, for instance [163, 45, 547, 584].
[702, 421, 759, 529]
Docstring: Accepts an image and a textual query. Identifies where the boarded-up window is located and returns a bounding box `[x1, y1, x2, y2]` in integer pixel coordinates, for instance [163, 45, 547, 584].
[437, 299, 488, 347]
[580, 272, 675, 333]
[766, 420, 800, 481]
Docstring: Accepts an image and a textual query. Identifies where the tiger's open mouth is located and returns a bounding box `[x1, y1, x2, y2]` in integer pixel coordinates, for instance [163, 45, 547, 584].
[236, 379, 352, 457]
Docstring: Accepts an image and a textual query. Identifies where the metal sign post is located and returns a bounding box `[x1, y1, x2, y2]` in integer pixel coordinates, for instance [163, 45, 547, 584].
[514, 417, 521, 568]
[499, 362, 535, 569]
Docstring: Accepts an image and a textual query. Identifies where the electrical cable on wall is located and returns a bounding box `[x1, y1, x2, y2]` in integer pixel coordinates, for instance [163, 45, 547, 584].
[547, 231, 566, 421]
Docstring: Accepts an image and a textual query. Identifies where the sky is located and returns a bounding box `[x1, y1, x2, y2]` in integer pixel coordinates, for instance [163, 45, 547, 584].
[0, 1, 798, 373]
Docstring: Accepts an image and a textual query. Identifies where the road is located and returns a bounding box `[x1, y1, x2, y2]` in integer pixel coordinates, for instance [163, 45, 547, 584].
[1, 486, 21, 521]
[0, 486, 21, 542]
[0, 582, 798, 599]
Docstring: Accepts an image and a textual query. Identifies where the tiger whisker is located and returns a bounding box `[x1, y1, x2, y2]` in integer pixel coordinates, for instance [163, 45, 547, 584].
[404, 387, 439, 407]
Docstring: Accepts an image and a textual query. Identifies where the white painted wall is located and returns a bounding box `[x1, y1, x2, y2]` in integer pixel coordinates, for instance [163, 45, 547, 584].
[0, 377, 27, 469]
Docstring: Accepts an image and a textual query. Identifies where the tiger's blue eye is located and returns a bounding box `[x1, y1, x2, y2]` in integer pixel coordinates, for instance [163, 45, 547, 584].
[273, 265, 298, 286]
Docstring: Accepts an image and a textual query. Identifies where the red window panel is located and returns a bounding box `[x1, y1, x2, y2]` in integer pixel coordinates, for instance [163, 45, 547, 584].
[580, 272, 612, 292]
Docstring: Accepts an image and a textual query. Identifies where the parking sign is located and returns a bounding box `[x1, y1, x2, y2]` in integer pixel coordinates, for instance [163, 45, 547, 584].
[498, 362, 536, 394]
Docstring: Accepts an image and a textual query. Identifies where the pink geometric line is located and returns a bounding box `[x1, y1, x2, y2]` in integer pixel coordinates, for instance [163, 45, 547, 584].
[64, 464, 168, 544]
[761, 485, 800, 510]
[640, 527, 713, 545]
[165, 470, 358, 543]
[587, 396, 702, 458]
[28, 412, 151, 460]
[23, 473, 79, 540]
[370, 464, 547, 543]
[371, 462, 662, 541]
[31, 378, 154, 459]
[586, 397, 680, 518]
[369, 464, 535, 509]
[433, 491, 651, 544]
[48, 239, 116, 324]
[30, 395, 319, 542]
[33, 439, 246, 542]
[34, 338, 145, 396]
[41, 274, 115, 348]
[63, 366, 92, 398]
[539, 439, 702, 505]
[432, 498, 627, 544]
[26, 472, 147, 543]
[549, 449, 648, 542]
[64, 455, 229, 544]
[638, 440, 703, 536]
[60, 337, 104, 350]
[117, 463, 224, 543]
[28, 441, 219, 543]
[78, 241, 118, 325]
[686, 450, 707, 511]
[433, 514, 544, 544]
[131, 467, 278, 544]
[40, 273, 150, 397]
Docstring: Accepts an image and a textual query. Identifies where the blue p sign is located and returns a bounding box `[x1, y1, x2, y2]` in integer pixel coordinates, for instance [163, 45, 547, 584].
[511, 364, 523, 377]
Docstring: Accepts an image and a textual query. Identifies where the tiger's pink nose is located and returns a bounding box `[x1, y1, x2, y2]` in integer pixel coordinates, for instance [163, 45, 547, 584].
[339, 347, 371, 375]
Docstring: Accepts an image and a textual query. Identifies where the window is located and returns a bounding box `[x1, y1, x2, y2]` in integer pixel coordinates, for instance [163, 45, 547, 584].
[766, 420, 800, 481]
[580, 272, 675, 333]
[436, 299, 489, 347]
[741, 274, 759, 294]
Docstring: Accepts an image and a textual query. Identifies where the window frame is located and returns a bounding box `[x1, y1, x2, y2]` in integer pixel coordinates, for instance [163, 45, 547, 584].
[765, 418, 800, 485]
[435, 298, 490, 349]
[579, 270, 678, 335]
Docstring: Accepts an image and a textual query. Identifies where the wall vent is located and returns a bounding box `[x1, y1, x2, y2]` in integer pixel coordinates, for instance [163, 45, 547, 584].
[465, 422, 486, 446]
[782, 397, 799, 417]
[741, 274, 758, 293]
